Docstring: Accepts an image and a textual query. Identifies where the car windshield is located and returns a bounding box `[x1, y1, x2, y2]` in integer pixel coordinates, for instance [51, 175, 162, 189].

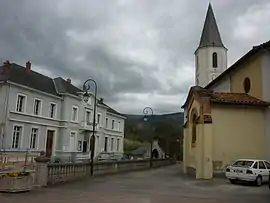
[232, 160, 254, 167]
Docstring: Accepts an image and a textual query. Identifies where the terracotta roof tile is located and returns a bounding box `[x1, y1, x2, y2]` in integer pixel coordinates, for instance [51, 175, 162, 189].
[211, 92, 270, 106]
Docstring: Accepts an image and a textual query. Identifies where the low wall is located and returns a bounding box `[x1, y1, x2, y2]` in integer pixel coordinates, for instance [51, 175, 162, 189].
[45, 159, 175, 185]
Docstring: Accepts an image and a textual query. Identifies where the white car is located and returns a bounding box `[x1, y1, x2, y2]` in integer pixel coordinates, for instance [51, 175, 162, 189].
[225, 159, 270, 186]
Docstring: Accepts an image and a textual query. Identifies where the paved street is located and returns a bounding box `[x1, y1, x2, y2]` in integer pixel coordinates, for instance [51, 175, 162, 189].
[1, 165, 269, 203]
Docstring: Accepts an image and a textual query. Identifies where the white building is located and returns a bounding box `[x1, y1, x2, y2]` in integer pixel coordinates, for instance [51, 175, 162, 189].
[0, 61, 126, 162]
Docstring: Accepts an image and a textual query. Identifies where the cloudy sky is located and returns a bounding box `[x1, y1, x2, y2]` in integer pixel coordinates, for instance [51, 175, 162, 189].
[0, 0, 270, 114]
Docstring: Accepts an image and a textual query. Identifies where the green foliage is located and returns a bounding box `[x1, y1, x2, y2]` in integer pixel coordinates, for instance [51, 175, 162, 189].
[123, 139, 147, 154]
[124, 113, 184, 159]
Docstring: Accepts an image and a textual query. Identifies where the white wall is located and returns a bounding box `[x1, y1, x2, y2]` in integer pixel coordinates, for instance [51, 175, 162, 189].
[56, 93, 125, 158]
[2, 83, 62, 153]
[0, 81, 125, 160]
[195, 46, 227, 87]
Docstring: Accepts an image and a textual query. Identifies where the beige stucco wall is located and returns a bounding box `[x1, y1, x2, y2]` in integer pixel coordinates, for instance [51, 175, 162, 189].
[230, 56, 263, 99]
[211, 105, 266, 170]
[186, 99, 201, 169]
[202, 123, 213, 179]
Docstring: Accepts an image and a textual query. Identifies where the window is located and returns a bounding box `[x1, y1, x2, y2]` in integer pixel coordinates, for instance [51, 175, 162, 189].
[212, 52, 217, 68]
[253, 162, 258, 169]
[105, 118, 108, 128]
[29, 128, 38, 149]
[12, 126, 22, 148]
[111, 138, 114, 151]
[77, 141, 82, 151]
[33, 99, 41, 115]
[49, 103, 56, 118]
[191, 114, 197, 145]
[243, 77, 251, 93]
[82, 140, 88, 152]
[117, 139, 120, 151]
[233, 160, 254, 167]
[71, 106, 78, 122]
[16, 95, 25, 112]
[70, 132, 76, 152]
[86, 111, 91, 123]
[97, 114, 101, 124]
[112, 120, 115, 129]
[259, 161, 266, 169]
[264, 161, 270, 169]
[87, 98, 92, 106]
[104, 137, 108, 152]
[118, 121, 121, 131]
[196, 55, 199, 72]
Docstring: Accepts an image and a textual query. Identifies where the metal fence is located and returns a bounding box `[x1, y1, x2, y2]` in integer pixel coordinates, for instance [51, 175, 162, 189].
[0, 152, 39, 172]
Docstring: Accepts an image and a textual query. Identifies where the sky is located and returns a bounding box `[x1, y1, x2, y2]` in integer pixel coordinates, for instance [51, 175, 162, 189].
[0, 0, 270, 114]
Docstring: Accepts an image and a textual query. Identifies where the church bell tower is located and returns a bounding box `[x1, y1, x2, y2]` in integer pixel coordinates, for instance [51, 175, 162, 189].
[195, 3, 227, 87]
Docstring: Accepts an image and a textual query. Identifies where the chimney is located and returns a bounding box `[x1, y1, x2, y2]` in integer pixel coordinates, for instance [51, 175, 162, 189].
[26, 61, 31, 73]
[100, 98, 104, 103]
[2, 60, 10, 74]
[67, 78, 71, 83]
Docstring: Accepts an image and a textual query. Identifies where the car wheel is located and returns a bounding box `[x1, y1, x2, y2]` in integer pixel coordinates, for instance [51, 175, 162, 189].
[229, 179, 235, 184]
[255, 176, 262, 186]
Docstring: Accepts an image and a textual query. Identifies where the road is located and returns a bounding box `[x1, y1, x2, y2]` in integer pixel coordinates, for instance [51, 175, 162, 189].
[1, 165, 269, 202]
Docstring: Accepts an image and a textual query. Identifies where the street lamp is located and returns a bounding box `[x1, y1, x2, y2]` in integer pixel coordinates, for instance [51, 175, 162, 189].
[82, 78, 97, 176]
[142, 107, 154, 168]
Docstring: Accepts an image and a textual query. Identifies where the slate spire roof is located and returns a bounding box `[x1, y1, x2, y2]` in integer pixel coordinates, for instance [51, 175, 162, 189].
[197, 3, 226, 50]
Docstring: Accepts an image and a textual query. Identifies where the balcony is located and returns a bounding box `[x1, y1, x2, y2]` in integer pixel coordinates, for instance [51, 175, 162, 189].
[80, 121, 100, 132]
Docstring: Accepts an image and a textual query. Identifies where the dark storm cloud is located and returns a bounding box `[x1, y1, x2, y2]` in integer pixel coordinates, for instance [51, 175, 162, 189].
[0, 0, 269, 113]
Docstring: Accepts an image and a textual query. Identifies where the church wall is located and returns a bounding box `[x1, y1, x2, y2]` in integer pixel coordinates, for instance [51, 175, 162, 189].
[202, 123, 213, 179]
[211, 77, 230, 92]
[184, 99, 201, 172]
[230, 55, 263, 99]
[211, 105, 266, 170]
[195, 123, 204, 179]
[261, 52, 270, 160]
[196, 46, 227, 87]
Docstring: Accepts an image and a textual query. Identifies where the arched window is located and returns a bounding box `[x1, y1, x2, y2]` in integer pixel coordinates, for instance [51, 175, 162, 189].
[192, 114, 197, 145]
[212, 52, 218, 68]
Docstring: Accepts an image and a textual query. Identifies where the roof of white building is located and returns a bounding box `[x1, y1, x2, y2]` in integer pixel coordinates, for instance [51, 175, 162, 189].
[0, 61, 124, 117]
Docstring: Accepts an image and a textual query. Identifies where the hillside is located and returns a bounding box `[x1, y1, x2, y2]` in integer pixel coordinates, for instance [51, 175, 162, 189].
[124, 112, 184, 158]
[125, 112, 184, 123]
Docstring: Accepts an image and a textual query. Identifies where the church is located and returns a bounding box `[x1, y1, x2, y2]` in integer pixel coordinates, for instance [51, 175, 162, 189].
[182, 3, 270, 179]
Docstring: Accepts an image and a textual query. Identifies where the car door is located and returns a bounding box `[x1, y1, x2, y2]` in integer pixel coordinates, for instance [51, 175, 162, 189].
[263, 161, 270, 182]
[258, 161, 268, 183]
[252, 161, 258, 172]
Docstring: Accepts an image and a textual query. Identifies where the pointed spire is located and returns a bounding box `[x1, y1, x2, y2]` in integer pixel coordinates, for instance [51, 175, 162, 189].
[198, 3, 226, 49]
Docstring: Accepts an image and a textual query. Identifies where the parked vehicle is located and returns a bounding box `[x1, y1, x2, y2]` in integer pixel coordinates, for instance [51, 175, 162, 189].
[268, 171, 270, 189]
[225, 159, 270, 186]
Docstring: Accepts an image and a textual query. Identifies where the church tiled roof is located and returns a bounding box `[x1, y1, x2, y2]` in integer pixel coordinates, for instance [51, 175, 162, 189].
[211, 92, 270, 106]
[181, 86, 270, 108]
